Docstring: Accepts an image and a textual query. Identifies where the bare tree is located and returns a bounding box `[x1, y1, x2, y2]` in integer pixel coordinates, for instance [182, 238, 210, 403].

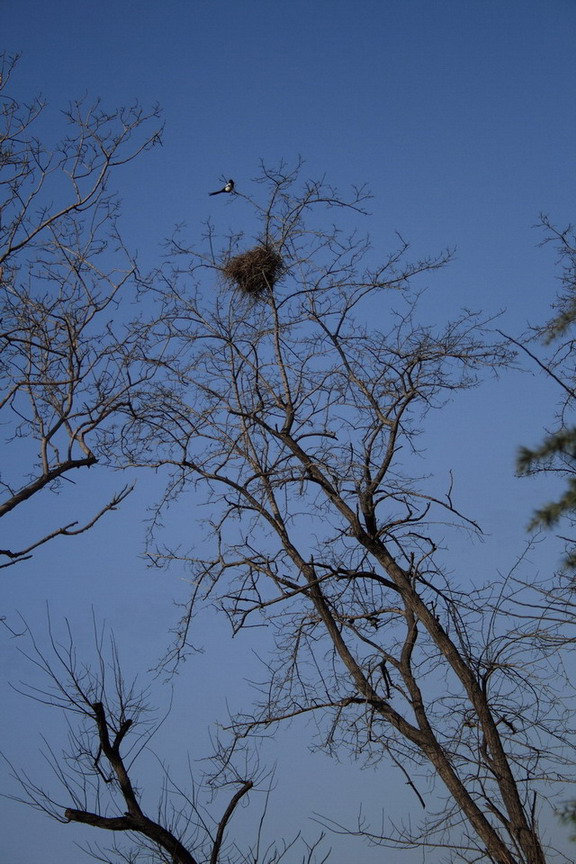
[3, 614, 329, 864]
[115, 163, 575, 863]
[0, 53, 161, 566]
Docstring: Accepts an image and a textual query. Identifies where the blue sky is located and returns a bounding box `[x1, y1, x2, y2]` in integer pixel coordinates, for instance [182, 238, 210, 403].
[2, 1, 576, 862]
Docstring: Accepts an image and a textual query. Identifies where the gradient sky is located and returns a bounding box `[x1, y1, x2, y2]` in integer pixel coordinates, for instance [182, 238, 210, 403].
[2, 2, 576, 862]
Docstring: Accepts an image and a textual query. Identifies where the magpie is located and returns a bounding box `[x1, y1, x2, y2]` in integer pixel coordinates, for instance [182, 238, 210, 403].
[209, 179, 235, 196]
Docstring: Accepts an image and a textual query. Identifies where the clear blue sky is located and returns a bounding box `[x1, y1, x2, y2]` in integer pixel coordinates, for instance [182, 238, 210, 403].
[2, 1, 576, 862]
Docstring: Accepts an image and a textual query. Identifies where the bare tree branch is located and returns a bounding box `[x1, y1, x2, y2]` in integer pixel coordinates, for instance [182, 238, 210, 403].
[3, 614, 326, 864]
[116, 162, 570, 863]
[0, 53, 163, 566]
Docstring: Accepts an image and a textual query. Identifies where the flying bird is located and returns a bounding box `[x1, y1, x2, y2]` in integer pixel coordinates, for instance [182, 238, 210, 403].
[209, 179, 235, 196]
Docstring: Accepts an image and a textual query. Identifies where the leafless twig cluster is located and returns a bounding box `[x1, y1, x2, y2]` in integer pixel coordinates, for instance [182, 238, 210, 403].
[0, 53, 162, 566]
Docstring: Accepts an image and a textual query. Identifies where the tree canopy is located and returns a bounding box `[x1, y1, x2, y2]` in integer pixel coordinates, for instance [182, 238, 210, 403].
[3, 59, 576, 864]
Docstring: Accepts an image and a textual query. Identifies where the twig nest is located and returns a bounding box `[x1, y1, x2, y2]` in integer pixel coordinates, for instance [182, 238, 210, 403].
[222, 245, 283, 297]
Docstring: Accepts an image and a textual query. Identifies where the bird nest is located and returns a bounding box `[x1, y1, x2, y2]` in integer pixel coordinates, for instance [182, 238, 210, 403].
[222, 245, 284, 297]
